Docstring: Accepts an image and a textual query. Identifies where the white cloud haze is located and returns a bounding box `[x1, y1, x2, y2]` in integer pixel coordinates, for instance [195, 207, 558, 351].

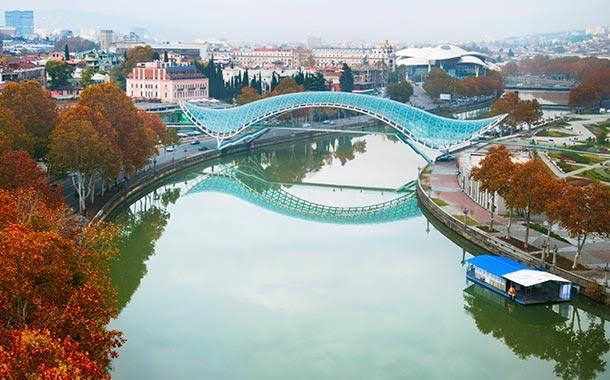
[2, 0, 609, 44]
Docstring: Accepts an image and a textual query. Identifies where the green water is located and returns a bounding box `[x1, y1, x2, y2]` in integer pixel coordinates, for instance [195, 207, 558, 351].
[109, 134, 610, 379]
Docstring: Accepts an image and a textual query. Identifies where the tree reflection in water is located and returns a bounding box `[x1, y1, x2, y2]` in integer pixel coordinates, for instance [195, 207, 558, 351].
[464, 284, 610, 379]
[111, 187, 180, 310]
[256, 135, 367, 183]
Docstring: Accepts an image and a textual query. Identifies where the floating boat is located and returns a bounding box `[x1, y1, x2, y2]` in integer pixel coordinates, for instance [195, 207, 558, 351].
[465, 255, 572, 305]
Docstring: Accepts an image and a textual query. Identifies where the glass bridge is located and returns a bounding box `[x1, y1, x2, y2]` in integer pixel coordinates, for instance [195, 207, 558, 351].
[180, 92, 505, 154]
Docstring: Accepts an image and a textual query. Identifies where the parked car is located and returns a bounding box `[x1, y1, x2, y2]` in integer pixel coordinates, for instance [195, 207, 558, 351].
[329, 121, 335, 125]
[190, 140, 201, 145]
[436, 154, 455, 162]
[165, 146, 175, 152]
[302, 123, 312, 128]
[322, 120, 330, 125]
[197, 146, 208, 152]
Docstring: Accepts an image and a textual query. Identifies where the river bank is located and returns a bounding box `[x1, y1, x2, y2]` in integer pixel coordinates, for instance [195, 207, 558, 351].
[416, 159, 610, 305]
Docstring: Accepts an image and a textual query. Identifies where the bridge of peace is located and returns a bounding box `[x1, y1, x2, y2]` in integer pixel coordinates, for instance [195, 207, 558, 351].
[178, 91, 505, 162]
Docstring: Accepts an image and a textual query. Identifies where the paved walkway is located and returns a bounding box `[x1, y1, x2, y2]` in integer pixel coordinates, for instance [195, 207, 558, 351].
[428, 162, 507, 225]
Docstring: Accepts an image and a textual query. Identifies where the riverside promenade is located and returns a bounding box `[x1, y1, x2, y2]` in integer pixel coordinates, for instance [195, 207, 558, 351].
[418, 156, 610, 300]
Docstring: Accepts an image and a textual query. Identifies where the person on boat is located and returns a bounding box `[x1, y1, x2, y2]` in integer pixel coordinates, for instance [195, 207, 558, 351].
[508, 285, 516, 300]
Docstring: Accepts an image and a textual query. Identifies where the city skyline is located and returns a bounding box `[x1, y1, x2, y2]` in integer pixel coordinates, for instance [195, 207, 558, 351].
[2, 0, 609, 44]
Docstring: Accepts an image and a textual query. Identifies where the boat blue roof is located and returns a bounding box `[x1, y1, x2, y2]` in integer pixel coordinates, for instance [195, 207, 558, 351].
[466, 255, 531, 277]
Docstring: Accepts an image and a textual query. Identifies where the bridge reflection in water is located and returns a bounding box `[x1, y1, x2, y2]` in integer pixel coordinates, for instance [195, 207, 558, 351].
[184, 164, 420, 225]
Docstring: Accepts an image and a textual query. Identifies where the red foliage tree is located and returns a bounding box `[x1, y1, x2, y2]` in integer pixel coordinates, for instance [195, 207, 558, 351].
[0, 189, 124, 373]
[0, 106, 32, 153]
[0, 328, 108, 379]
[569, 68, 610, 109]
[0, 150, 61, 206]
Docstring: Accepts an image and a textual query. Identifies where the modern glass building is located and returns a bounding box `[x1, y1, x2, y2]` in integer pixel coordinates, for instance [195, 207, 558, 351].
[5, 10, 34, 37]
[395, 44, 499, 82]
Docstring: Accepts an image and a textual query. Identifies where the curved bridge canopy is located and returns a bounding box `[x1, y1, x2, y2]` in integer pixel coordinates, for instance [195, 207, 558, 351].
[180, 92, 504, 150]
[185, 169, 420, 224]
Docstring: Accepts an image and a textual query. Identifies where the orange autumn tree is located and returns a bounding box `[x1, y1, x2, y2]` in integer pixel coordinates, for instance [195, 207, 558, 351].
[470, 145, 515, 230]
[78, 83, 158, 174]
[0, 188, 124, 374]
[540, 178, 567, 261]
[138, 110, 174, 146]
[555, 183, 610, 269]
[0, 81, 58, 159]
[504, 158, 553, 249]
[235, 86, 262, 105]
[491, 92, 542, 134]
[49, 117, 119, 214]
[0, 106, 33, 153]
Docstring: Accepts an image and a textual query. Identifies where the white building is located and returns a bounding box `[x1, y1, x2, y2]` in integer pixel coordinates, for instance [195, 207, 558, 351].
[395, 44, 499, 81]
[232, 48, 297, 68]
[311, 41, 395, 69]
[457, 151, 531, 215]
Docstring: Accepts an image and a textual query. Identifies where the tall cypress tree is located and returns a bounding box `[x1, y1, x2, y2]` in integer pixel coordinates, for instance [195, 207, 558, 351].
[270, 71, 279, 92]
[242, 70, 249, 88]
[257, 73, 263, 95]
[339, 63, 354, 92]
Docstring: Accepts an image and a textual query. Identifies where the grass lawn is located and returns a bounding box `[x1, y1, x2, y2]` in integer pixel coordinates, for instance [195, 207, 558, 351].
[527, 223, 570, 244]
[557, 160, 584, 173]
[536, 129, 576, 138]
[549, 151, 606, 165]
[579, 167, 610, 182]
[452, 214, 479, 226]
[432, 198, 448, 206]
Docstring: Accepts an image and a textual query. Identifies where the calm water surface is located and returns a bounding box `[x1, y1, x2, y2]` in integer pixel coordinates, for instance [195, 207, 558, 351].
[109, 133, 610, 379]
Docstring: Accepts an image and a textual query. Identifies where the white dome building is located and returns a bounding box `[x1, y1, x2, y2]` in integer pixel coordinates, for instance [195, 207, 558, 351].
[395, 44, 499, 82]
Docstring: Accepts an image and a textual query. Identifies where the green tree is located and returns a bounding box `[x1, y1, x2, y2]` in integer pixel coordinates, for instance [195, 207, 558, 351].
[81, 66, 97, 87]
[270, 71, 279, 92]
[63, 44, 70, 61]
[388, 65, 408, 85]
[339, 63, 354, 92]
[45, 61, 74, 89]
[122, 45, 155, 78]
[387, 80, 414, 103]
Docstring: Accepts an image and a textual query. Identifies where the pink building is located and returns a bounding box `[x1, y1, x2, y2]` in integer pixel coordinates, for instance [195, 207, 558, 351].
[126, 61, 208, 103]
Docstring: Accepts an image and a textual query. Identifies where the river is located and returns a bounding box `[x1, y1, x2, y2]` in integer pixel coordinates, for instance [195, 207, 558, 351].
[109, 133, 610, 380]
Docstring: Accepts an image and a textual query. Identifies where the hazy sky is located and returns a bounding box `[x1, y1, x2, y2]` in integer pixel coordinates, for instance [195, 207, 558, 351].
[2, 0, 609, 44]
